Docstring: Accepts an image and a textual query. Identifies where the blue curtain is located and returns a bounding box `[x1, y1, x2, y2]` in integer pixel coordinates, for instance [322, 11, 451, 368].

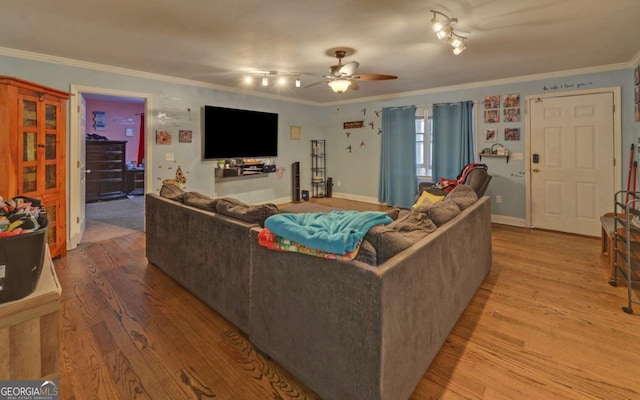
[432, 101, 475, 182]
[378, 106, 417, 208]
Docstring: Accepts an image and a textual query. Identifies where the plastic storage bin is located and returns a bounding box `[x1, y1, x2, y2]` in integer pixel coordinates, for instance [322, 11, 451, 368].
[0, 216, 49, 304]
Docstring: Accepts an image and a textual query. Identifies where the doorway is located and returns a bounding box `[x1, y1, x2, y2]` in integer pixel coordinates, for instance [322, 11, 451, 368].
[68, 86, 152, 250]
[526, 88, 621, 237]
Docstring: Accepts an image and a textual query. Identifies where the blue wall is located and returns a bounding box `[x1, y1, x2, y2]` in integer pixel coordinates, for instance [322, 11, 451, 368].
[1, 51, 638, 224]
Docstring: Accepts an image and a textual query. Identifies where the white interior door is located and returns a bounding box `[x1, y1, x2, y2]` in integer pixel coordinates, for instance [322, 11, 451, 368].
[530, 92, 615, 237]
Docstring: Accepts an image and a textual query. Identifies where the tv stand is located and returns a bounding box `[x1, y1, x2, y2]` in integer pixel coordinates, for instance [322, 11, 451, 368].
[214, 162, 276, 182]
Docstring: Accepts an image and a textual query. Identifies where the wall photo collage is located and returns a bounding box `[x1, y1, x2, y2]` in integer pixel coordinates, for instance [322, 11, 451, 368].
[483, 93, 521, 142]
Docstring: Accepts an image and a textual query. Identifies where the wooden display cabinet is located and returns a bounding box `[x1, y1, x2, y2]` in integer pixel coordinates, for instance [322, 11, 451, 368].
[0, 76, 69, 258]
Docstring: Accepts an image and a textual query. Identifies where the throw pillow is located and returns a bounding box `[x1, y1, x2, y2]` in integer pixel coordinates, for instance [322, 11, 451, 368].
[216, 198, 279, 227]
[445, 184, 478, 210]
[414, 200, 461, 227]
[413, 190, 445, 209]
[183, 192, 219, 212]
[159, 184, 186, 202]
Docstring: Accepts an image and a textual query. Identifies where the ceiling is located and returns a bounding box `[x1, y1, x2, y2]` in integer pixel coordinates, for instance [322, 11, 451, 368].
[1, 0, 639, 104]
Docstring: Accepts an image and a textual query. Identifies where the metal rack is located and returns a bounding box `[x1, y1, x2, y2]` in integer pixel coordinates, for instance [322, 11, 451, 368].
[609, 190, 640, 314]
[311, 139, 326, 198]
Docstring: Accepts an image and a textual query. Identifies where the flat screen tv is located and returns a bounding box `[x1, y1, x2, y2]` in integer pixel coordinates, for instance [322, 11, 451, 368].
[203, 105, 278, 160]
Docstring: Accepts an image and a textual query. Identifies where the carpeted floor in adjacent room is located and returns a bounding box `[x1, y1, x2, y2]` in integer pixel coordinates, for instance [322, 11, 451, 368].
[83, 195, 144, 243]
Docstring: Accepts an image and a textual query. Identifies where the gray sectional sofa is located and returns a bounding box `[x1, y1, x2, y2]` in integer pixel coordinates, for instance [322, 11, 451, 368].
[145, 187, 492, 400]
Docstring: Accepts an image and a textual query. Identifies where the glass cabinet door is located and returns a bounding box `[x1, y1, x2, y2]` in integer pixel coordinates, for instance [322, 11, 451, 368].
[21, 99, 39, 193]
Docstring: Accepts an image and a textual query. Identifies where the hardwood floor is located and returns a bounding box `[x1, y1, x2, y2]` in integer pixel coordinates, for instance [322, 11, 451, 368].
[54, 198, 640, 399]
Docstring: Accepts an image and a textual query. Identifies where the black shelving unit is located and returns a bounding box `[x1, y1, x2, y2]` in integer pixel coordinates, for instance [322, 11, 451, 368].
[609, 190, 640, 314]
[311, 139, 326, 198]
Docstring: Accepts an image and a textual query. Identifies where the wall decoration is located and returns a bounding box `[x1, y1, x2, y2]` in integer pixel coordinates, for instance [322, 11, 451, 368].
[290, 125, 301, 140]
[175, 165, 187, 186]
[503, 108, 521, 122]
[93, 111, 106, 131]
[345, 131, 352, 138]
[484, 110, 499, 123]
[635, 84, 640, 104]
[503, 94, 520, 108]
[635, 104, 639, 123]
[505, 128, 520, 141]
[156, 130, 172, 144]
[635, 65, 640, 85]
[484, 95, 500, 109]
[179, 130, 192, 143]
[343, 120, 364, 129]
[125, 128, 134, 137]
[485, 129, 497, 142]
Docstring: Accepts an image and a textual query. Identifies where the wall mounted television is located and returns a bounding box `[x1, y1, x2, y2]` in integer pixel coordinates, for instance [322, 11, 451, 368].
[203, 105, 278, 160]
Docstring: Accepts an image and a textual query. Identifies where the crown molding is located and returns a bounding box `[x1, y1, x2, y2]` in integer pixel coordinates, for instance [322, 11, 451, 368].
[0, 46, 636, 108]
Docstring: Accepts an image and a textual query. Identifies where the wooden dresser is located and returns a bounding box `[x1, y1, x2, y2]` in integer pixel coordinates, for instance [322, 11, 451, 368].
[86, 140, 128, 203]
[0, 76, 69, 258]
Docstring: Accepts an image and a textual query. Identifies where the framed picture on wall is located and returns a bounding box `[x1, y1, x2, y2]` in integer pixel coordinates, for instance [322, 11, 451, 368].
[505, 128, 520, 141]
[484, 109, 499, 123]
[503, 94, 520, 108]
[156, 130, 172, 144]
[484, 95, 500, 109]
[503, 108, 521, 122]
[485, 129, 497, 142]
[179, 130, 192, 143]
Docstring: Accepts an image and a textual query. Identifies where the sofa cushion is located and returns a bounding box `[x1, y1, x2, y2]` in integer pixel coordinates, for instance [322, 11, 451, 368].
[365, 225, 413, 265]
[386, 208, 401, 221]
[445, 184, 478, 210]
[159, 183, 186, 202]
[183, 192, 219, 212]
[415, 200, 461, 227]
[216, 198, 279, 227]
[364, 211, 435, 265]
[355, 239, 377, 265]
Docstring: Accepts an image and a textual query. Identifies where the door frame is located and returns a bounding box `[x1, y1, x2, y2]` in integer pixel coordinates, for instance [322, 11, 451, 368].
[68, 85, 152, 250]
[525, 87, 622, 230]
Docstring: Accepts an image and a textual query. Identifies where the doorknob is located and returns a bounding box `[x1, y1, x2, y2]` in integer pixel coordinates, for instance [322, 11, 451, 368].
[532, 167, 540, 172]
[85, 169, 91, 174]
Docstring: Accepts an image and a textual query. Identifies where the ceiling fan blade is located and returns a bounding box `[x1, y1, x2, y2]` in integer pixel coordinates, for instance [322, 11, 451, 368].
[303, 80, 326, 88]
[339, 61, 359, 77]
[352, 74, 398, 81]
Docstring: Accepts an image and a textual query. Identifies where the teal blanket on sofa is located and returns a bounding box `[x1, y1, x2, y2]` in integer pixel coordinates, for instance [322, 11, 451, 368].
[265, 211, 392, 255]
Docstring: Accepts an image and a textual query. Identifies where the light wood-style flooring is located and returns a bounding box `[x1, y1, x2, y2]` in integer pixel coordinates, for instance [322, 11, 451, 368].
[54, 198, 640, 399]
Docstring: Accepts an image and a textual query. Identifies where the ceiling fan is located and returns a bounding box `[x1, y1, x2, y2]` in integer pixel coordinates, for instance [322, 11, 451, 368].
[306, 50, 398, 94]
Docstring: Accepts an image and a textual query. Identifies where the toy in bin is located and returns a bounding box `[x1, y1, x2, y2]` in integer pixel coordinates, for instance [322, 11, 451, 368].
[0, 196, 48, 304]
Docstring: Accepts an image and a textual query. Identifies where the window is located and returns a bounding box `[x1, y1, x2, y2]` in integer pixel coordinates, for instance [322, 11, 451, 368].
[416, 106, 433, 179]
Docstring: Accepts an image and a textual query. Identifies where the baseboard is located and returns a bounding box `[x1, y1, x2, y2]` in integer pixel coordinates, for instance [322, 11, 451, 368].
[491, 214, 527, 227]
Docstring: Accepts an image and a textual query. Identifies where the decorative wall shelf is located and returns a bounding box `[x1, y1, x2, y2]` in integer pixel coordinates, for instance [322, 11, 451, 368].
[478, 153, 509, 163]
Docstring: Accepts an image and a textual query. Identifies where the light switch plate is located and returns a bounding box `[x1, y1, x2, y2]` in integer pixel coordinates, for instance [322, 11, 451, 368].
[165, 152, 175, 161]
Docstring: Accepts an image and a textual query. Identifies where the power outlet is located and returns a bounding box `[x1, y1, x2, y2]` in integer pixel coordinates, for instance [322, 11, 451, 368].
[337, 180, 342, 187]
[496, 195, 502, 203]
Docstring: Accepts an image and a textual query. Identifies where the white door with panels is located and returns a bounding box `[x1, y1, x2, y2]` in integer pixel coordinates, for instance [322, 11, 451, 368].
[530, 92, 615, 237]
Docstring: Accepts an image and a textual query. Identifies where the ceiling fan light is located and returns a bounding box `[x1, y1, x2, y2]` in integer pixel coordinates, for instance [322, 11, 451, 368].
[328, 79, 351, 94]
[261, 76, 269, 86]
[244, 75, 253, 85]
[277, 76, 287, 86]
[295, 78, 301, 88]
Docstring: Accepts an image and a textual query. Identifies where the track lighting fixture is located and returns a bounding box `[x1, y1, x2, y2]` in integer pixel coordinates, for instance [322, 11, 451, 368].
[430, 10, 468, 55]
[245, 71, 302, 89]
[328, 79, 351, 94]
